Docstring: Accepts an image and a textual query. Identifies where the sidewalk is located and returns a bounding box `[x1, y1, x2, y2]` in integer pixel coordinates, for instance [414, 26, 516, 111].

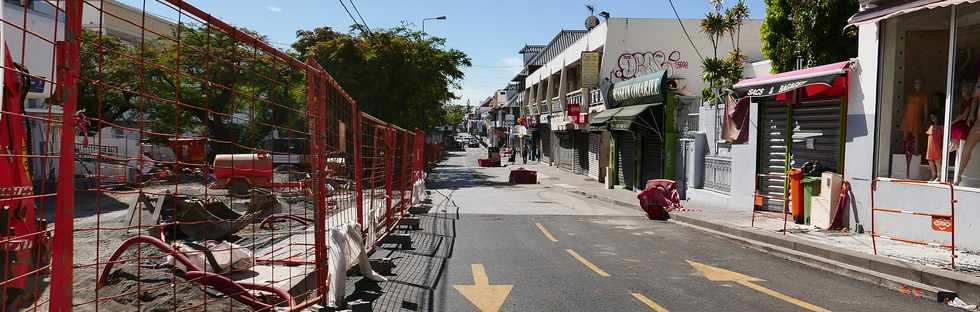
[495, 158, 980, 304]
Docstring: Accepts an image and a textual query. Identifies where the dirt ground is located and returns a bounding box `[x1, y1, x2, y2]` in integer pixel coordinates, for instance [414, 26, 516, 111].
[33, 179, 317, 311]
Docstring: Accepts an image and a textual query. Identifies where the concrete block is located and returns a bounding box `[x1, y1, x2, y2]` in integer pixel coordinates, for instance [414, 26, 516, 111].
[380, 233, 412, 249]
[399, 216, 422, 230]
[408, 205, 431, 214]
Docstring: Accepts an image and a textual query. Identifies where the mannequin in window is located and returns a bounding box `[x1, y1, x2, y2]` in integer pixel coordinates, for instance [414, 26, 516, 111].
[900, 79, 929, 176]
[950, 83, 977, 152]
[900, 79, 929, 154]
[955, 80, 980, 185]
[926, 114, 942, 181]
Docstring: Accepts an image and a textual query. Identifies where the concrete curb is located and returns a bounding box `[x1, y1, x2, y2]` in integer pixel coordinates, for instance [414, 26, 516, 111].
[564, 188, 979, 304]
[673, 219, 957, 303]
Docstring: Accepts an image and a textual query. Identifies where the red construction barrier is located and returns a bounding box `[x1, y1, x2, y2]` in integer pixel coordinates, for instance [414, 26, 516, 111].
[871, 178, 957, 269]
[0, 1, 431, 310]
[752, 173, 791, 234]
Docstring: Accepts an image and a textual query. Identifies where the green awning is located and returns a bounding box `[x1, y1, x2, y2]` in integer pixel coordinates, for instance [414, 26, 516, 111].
[608, 103, 661, 131]
[588, 107, 623, 131]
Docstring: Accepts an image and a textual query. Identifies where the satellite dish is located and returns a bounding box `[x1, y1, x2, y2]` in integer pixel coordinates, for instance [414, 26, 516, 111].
[585, 16, 600, 30]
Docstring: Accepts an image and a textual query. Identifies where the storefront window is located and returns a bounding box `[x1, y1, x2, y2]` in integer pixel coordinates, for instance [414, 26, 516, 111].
[876, 7, 951, 182]
[950, 3, 980, 187]
[876, 3, 980, 189]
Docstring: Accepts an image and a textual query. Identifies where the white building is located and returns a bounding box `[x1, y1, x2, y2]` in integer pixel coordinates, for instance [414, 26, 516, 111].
[522, 17, 763, 189]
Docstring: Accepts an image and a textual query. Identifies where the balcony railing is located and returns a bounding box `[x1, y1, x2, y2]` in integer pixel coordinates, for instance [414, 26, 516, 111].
[704, 155, 732, 194]
[590, 89, 603, 106]
[551, 96, 561, 112]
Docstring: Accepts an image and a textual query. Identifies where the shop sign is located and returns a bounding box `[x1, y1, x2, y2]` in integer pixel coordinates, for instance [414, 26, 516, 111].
[581, 51, 600, 89]
[611, 70, 666, 104]
[744, 80, 810, 98]
[931, 216, 953, 232]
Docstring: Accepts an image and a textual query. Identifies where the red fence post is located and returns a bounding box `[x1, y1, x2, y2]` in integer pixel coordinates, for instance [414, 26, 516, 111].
[384, 126, 394, 229]
[400, 130, 410, 215]
[50, 1, 83, 310]
[306, 61, 329, 301]
[353, 109, 364, 228]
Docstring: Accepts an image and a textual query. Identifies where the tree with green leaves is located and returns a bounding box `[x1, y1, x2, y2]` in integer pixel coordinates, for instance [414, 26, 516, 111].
[761, 0, 859, 73]
[442, 104, 467, 126]
[700, 0, 749, 101]
[292, 25, 471, 131]
[78, 26, 305, 152]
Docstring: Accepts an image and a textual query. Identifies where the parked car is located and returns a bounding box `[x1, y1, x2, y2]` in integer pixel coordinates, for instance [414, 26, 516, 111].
[467, 138, 481, 148]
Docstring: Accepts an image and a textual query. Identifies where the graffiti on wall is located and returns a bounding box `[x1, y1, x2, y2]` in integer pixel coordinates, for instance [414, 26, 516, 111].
[611, 50, 688, 81]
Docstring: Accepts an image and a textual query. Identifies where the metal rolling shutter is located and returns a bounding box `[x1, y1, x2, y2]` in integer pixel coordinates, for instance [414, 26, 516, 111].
[557, 132, 575, 172]
[759, 101, 789, 212]
[540, 126, 552, 163]
[588, 133, 600, 179]
[792, 98, 843, 173]
[640, 131, 664, 187]
[617, 132, 636, 189]
[573, 132, 590, 175]
[758, 98, 842, 212]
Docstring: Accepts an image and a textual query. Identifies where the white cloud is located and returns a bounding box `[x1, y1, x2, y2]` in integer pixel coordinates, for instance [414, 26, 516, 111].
[266, 5, 283, 13]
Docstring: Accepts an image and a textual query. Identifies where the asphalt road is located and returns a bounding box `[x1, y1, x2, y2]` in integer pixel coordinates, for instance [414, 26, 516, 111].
[360, 146, 954, 312]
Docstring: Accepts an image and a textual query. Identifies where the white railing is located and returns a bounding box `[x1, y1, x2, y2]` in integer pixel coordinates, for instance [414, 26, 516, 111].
[590, 89, 603, 106]
[704, 155, 732, 194]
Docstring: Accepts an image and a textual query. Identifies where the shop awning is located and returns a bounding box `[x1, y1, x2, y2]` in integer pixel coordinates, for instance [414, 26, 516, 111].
[732, 61, 851, 100]
[608, 103, 661, 132]
[848, 0, 979, 26]
[587, 107, 623, 131]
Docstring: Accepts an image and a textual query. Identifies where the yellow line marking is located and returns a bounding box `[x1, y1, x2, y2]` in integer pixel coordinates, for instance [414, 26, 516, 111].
[535, 222, 558, 242]
[736, 280, 830, 312]
[565, 249, 610, 277]
[630, 292, 670, 312]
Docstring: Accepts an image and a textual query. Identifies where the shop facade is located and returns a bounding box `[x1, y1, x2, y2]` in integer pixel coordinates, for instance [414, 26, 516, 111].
[523, 17, 763, 181]
[589, 71, 675, 190]
[834, 0, 980, 251]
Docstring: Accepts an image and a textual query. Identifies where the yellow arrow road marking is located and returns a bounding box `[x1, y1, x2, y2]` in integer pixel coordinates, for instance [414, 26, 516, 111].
[687, 260, 830, 312]
[630, 292, 670, 312]
[452, 264, 513, 312]
[535, 222, 558, 242]
[566, 249, 610, 277]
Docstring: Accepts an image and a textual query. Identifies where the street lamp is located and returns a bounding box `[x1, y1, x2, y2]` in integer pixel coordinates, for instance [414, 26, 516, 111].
[422, 16, 447, 38]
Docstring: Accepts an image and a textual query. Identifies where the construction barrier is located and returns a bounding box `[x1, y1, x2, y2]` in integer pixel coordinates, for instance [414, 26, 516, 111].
[870, 178, 957, 269]
[751, 173, 791, 234]
[0, 1, 431, 310]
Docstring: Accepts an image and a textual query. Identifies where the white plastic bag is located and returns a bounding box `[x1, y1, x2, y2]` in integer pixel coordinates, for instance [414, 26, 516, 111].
[327, 223, 388, 307]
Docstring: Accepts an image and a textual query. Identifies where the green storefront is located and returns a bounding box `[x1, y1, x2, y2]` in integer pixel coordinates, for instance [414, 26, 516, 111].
[589, 70, 676, 190]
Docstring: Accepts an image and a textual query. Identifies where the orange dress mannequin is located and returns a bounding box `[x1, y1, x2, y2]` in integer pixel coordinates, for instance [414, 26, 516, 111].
[901, 92, 928, 137]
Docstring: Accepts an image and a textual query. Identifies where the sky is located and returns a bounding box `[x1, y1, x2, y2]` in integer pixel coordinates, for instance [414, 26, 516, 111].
[121, 0, 766, 107]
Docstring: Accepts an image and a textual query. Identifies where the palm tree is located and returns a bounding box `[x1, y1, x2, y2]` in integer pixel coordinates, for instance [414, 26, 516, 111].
[700, 12, 727, 59]
[725, 0, 750, 51]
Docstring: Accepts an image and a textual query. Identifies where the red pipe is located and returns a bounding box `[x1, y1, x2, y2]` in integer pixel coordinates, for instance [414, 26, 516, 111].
[97, 235, 293, 310]
[96, 235, 200, 289]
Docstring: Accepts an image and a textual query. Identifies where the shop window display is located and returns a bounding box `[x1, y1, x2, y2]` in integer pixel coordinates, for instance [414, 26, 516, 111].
[876, 7, 950, 182]
[878, 3, 980, 188]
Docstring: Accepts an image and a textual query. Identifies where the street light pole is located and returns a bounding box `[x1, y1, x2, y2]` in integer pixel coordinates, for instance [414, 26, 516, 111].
[421, 16, 447, 38]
